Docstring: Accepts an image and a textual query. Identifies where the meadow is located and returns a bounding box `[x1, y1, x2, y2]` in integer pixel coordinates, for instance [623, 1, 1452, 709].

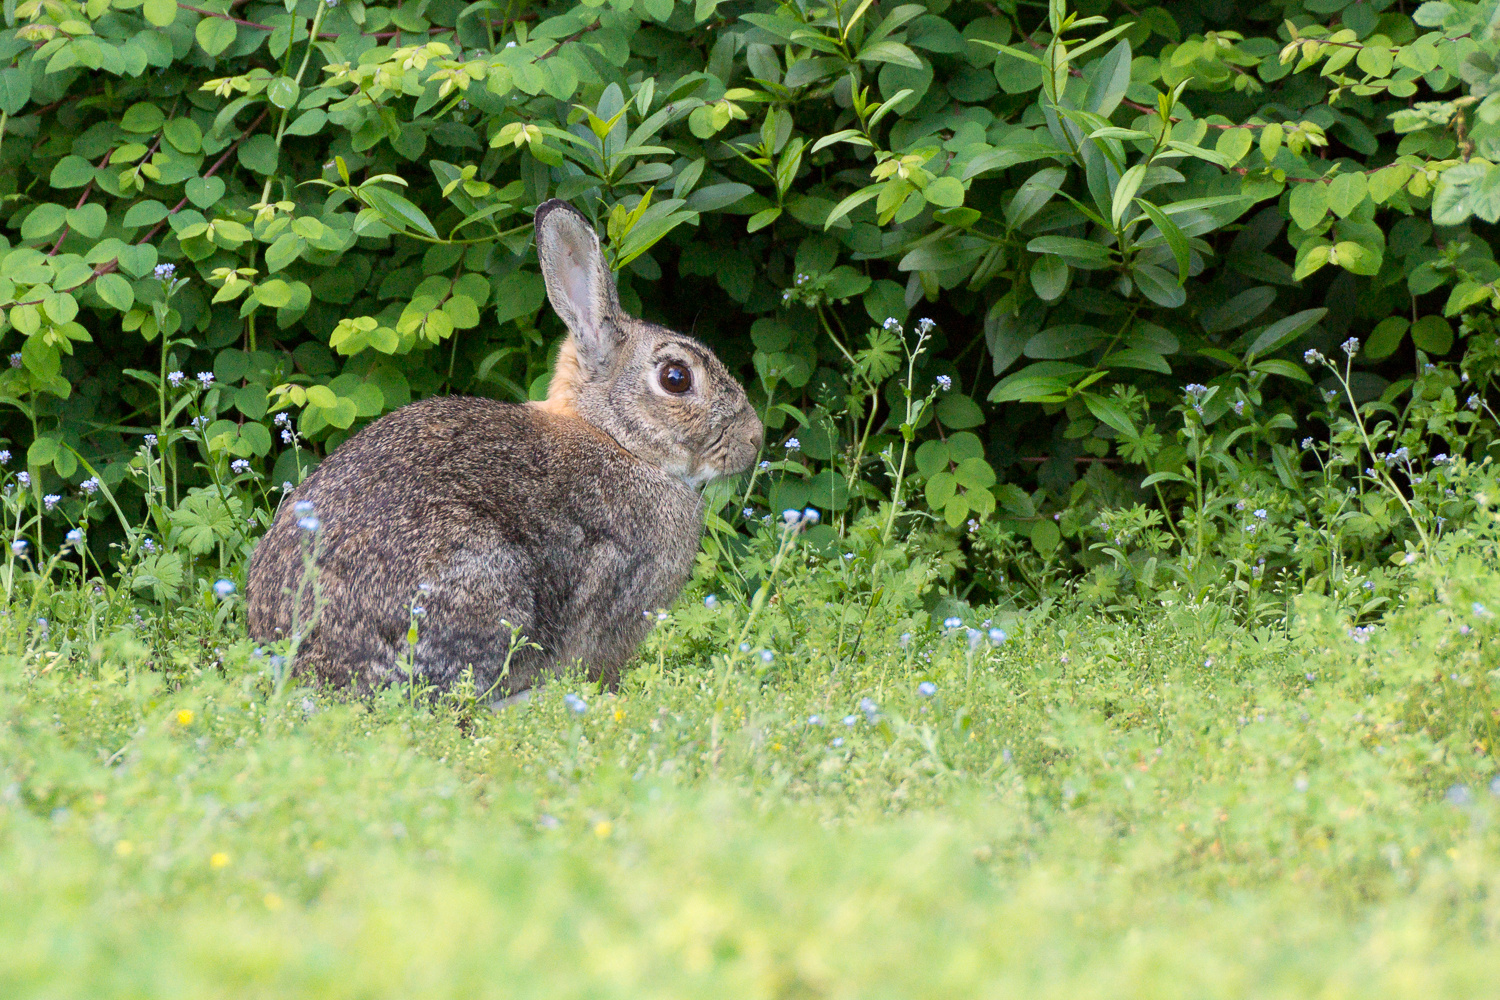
[4, 505, 1500, 997]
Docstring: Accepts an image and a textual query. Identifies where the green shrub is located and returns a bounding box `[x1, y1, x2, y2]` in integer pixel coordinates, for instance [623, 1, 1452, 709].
[1, 0, 1499, 611]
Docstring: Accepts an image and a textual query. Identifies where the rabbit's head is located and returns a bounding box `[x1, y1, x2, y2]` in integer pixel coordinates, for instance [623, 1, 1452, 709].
[533, 200, 762, 488]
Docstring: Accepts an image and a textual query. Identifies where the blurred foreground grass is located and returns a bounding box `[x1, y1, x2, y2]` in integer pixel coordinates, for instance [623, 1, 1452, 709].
[4, 590, 1500, 999]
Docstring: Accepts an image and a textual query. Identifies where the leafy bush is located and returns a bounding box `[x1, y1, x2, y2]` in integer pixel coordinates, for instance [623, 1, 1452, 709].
[1, 0, 1500, 615]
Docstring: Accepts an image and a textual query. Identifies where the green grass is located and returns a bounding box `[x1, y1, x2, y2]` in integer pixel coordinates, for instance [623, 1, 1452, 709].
[4, 559, 1500, 997]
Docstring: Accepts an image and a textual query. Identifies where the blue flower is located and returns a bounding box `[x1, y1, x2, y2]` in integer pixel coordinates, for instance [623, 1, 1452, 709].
[918, 681, 936, 697]
[214, 579, 236, 598]
[859, 697, 878, 721]
[564, 693, 588, 714]
[703, 594, 718, 609]
[759, 649, 775, 664]
[988, 627, 1007, 644]
[843, 715, 857, 727]
[297, 515, 320, 532]
[801, 507, 820, 525]
[943, 616, 962, 630]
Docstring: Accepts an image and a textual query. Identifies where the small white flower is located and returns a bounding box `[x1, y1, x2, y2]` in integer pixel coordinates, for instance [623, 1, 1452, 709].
[167, 371, 185, 387]
[66, 529, 83, 544]
[11, 538, 27, 556]
[918, 681, 936, 696]
[214, 578, 236, 598]
[936, 375, 952, 391]
[42, 494, 60, 510]
[564, 693, 588, 714]
[801, 507, 820, 525]
[80, 477, 99, 494]
[785, 438, 800, 451]
[703, 594, 718, 609]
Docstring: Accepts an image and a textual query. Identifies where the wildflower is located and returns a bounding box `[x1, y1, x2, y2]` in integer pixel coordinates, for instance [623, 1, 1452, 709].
[843, 715, 857, 727]
[458, 99, 469, 110]
[281, 429, 294, 444]
[936, 375, 952, 391]
[0, 450, 8, 464]
[65, 529, 82, 544]
[1304, 349, 1324, 364]
[293, 500, 315, 515]
[153, 263, 176, 281]
[16, 472, 29, 487]
[966, 628, 983, 651]
[966, 518, 978, 534]
[831, 737, 845, 748]
[899, 632, 912, 648]
[1467, 394, 1481, 411]
[739, 642, 751, 653]
[785, 438, 800, 451]
[191, 416, 209, 429]
[703, 595, 718, 610]
[1184, 383, 1208, 399]
[1446, 785, 1472, 806]
[1233, 400, 1245, 416]
[231, 459, 251, 475]
[759, 649, 774, 664]
[167, 371, 185, 387]
[918, 681, 936, 697]
[782, 509, 801, 525]
[42, 494, 60, 510]
[1323, 389, 1338, 403]
[1301, 437, 1314, 449]
[214, 579, 236, 598]
[1341, 337, 1359, 357]
[988, 627, 1006, 644]
[1363, 580, 1374, 590]
[1460, 624, 1472, 635]
[1347, 625, 1373, 644]
[1254, 509, 1267, 520]
[808, 715, 822, 725]
[882, 317, 902, 333]
[742, 507, 754, 519]
[80, 477, 99, 494]
[1474, 603, 1492, 618]
[144, 434, 157, 447]
[8, 352, 20, 368]
[564, 693, 588, 714]
[141, 538, 156, 553]
[274, 412, 291, 426]
[656, 611, 668, 622]
[1432, 454, 1450, 465]
[297, 515, 320, 532]
[197, 372, 214, 388]
[801, 507, 820, 525]
[916, 318, 936, 335]
[10, 538, 27, 556]
[943, 616, 962, 630]
[1235, 500, 1246, 511]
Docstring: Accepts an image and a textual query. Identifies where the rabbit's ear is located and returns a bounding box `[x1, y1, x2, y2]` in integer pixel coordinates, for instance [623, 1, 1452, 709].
[535, 200, 621, 367]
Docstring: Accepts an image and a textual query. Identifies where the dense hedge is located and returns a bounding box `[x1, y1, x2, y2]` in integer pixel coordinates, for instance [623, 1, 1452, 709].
[0, 0, 1497, 602]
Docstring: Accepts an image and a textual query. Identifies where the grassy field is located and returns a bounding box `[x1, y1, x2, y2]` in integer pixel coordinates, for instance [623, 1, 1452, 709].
[4, 550, 1500, 999]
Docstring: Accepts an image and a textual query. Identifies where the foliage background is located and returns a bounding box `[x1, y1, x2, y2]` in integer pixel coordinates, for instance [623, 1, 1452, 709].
[1, 0, 1498, 610]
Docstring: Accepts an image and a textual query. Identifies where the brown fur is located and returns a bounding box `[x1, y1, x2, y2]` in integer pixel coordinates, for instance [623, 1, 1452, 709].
[245, 200, 761, 698]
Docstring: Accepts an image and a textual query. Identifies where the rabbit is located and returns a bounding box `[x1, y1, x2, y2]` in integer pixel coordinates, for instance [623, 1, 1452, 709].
[246, 199, 763, 700]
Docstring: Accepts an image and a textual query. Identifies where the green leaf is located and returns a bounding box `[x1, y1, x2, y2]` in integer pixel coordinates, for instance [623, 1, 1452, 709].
[143, 0, 177, 27]
[859, 41, 924, 68]
[1110, 163, 1146, 228]
[1327, 172, 1367, 217]
[195, 16, 236, 56]
[1082, 392, 1136, 436]
[1250, 359, 1314, 384]
[1132, 264, 1185, 308]
[1134, 199, 1190, 283]
[50, 156, 95, 189]
[1215, 127, 1253, 166]
[266, 76, 300, 110]
[1027, 236, 1111, 269]
[121, 102, 165, 134]
[95, 273, 134, 311]
[0, 68, 32, 116]
[1410, 315, 1453, 354]
[1083, 39, 1131, 117]
[1289, 182, 1330, 230]
[747, 207, 782, 232]
[935, 392, 984, 429]
[66, 204, 106, 239]
[1030, 517, 1060, 555]
[1030, 254, 1069, 301]
[1244, 308, 1327, 361]
[361, 185, 439, 239]
[1364, 316, 1408, 361]
[185, 176, 226, 209]
[1024, 324, 1105, 359]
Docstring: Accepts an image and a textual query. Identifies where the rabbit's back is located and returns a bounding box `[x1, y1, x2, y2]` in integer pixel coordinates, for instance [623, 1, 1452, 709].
[246, 396, 705, 694]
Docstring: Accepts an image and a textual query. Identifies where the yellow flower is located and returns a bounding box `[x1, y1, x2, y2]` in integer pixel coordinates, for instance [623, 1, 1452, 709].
[210, 851, 230, 868]
[176, 709, 194, 726]
[593, 821, 613, 839]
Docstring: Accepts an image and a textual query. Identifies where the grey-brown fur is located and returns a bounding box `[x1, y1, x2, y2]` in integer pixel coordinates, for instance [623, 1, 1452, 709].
[246, 200, 761, 697]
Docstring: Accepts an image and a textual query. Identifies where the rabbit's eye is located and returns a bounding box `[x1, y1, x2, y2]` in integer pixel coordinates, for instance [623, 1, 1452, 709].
[659, 363, 692, 394]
